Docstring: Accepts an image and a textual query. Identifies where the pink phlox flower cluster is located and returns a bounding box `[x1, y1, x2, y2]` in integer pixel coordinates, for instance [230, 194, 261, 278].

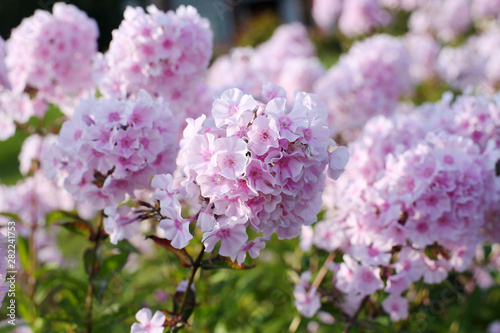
[437, 28, 500, 91]
[293, 271, 321, 318]
[99, 5, 213, 122]
[403, 33, 440, 83]
[18, 133, 97, 220]
[348, 132, 495, 259]
[206, 47, 265, 97]
[46, 90, 179, 211]
[381, 133, 498, 255]
[338, 0, 392, 37]
[153, 87, 348, 261]
[5, 2, 98, 115]
[314, 34, 412, 139]
[0, 90, 47, 141]
[207, 23, 323, 98]
[0, 171, 74, 228]
[303, 92, 500, 321]
[184, 82, 215, 123]
[311, 0, 343, 32]
[0, 171, 74, 266]
[254, 23, 316, 79]
[131, 308, 165, 333]
[470, 0, 500, 22]
[439, 92, 500, 152]
[312, 0, 392, 36]
[277, 58, 326, 101]
[408, 0, 471, 42]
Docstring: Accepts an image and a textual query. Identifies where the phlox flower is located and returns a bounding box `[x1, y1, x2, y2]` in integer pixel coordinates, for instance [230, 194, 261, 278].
[382, 294, 409, 322]
[247, 115, 279, 156]
[202, 222, 248, 257]
[231, 237, 267, 264]
[293, 271, 321, 318]
[131, 308, 165, 333]
[212, 88, 258, 127]
[215, 137, 248, 180]
[104, 206, 140, 245]
[353, 266, 384, 296]
[159, 203, 193, 250]
[155, 86, 347, 258]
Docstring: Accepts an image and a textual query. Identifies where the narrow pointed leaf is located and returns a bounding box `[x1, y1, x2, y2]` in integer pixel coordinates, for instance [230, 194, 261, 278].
[46, 210, 87, 225]
[0, 212, 21, 223]
[83, 248, 94, 276]
[146, 235, 194, 267]
[17, 236, 31, 273]
[58, 221, 95, 240]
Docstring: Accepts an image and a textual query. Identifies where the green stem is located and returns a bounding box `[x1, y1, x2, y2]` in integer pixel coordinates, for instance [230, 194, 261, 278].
[27, 225, 37, 298]
[85, 211, 104, 333]
[178, 245, 205, 317]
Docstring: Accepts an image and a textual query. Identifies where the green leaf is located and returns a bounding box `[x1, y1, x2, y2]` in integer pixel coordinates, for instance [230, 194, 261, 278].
[200, 255, 255, 270]
[146, 235, 194, 268]
[0, 325, 18, 333]
[93, 278, 109, 304]
[15, 291, 38, 323]
[46, 210, 86, 225]
[110, 239, 140, 254]
[58, 222, 95, 240]
[0, 212, 21, 223]
[97, 252, 129, 280]
[93, 252, 130, 303]
[83, 248, 94, 276]
[17, 236, 30, 273]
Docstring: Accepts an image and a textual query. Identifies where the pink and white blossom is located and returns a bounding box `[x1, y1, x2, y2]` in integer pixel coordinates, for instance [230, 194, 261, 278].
[154, 86, 346, 258]
[6, 2, 98, 115]
[46, 90, 180, 213]
[131, 308, 165, 333]
[99, 5, 213, 123]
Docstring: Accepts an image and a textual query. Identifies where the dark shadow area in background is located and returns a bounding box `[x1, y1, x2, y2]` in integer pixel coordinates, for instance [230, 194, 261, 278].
[0, 0, 147, 51]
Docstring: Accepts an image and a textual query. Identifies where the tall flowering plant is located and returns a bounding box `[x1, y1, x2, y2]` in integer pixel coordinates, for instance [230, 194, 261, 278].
[127, 86, 348, 330]
[293, 92, 500, 329]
